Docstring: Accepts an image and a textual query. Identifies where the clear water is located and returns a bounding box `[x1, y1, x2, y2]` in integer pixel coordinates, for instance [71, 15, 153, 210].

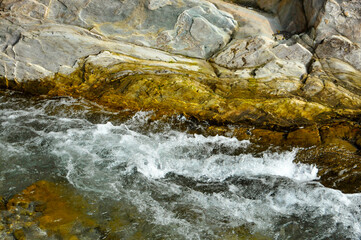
[1, 90, 361, 240]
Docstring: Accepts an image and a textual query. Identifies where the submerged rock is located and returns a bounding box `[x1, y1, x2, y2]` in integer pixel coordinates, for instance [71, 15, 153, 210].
[1, 181, 103, 239]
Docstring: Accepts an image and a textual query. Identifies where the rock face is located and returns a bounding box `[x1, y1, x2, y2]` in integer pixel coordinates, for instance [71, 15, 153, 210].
[314, 0, 361, 45]
[316, 35, 361, 71]
[0, 0, 236, 59]
[0, 0, 360, 128]
[225, 0, 308, 33]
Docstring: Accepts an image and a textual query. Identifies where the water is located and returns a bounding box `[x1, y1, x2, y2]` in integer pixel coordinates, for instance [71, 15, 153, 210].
[1, 90, 361, 239]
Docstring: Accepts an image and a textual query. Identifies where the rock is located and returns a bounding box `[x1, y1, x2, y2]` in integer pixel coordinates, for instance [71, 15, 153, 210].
[314, 0, 361, 44]
[213, 36, 310, 81]
[303, 59, 361, 109]
[254, 59, 307, 80]
[212, 36, 276, 69]
[277, 0, 307, 33]
[296, 134, 361, 193]
[271, 43, 313, 66]
[6, 181, 102, 239]
[303, 0, 326, 28]
[0, 23, 215, 81]
[251, 129, 286, 146]
[319, 123, 360, 142]
[0, 0, 236, 59]
[158, 3, 237, 58]
[323, 138, 358, 153]
[0, 196, 5, 210]
[225, 0, 307, 33]
[316, 35, 361, 71]
[208, 0, 283, 39]
[287, 126, 321, 147]
[356, 136, 361, 148]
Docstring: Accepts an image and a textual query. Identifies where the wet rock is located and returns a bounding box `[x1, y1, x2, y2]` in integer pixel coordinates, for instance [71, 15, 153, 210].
[319, 123, 361, 143]
[6, 181, 102, 239]
[250, 129, 285, 146]
[219, 224, 271, 239]
[286, 126, 321, 147]
[0, 196, 5, 210]
[296, 143, 361, 193]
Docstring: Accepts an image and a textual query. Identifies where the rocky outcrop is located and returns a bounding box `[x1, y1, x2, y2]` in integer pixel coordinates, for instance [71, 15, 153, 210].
[0, 0, 360, 127]
[314, 0, 361, 45]
[0, 0, 237, 59]
[316, 35, 361, 71]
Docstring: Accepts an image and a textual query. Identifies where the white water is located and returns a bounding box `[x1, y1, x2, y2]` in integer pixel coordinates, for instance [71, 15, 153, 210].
[1, 92, 361, 239]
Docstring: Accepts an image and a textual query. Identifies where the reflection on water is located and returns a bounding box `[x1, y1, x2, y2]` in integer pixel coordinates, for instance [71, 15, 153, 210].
[0, 90, 361, 239]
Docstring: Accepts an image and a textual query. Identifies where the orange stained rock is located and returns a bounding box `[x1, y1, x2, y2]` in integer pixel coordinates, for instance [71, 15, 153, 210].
[7, 180, 96, 238]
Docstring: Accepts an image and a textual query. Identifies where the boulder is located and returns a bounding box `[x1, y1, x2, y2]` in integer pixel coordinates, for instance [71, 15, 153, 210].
[303, 59, 361, 109]
[157, 3, 237, 58]
[212, 36, 276, 69]
[213, 36, 310, 80]
[271, 42, 313, 66]
[314, 0, 361, 44]
[208, 0, 283, 39]
[316, 35, 361, 71]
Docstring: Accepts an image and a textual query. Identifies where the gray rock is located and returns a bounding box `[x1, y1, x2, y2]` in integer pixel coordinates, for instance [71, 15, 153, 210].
[0, 0, 237, 59]
[272, 43, 313, 66]
[0, 23, 215, 81]
[208, 0, 283, 40]
[303, 0, 326, 28]
[303, 59, 361, 109]
[314, 0, 361, 44]
[213, 36, 276, 69]
[316, 35, 361, 71]
[277, 0, 307, 33]
[157, 3, 237, 58]
[254, 59, 307, 80]
[224, 0, 307, 33]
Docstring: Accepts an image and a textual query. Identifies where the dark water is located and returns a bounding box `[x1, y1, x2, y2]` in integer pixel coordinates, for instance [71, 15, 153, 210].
[0, 90, 360, 239]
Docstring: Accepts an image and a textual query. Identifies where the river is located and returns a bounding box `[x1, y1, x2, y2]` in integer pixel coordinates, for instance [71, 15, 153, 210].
[0, 90, 360, 239]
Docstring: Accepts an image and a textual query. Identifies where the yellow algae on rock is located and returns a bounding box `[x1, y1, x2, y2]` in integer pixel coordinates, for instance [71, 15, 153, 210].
[7, 181, 99, 239]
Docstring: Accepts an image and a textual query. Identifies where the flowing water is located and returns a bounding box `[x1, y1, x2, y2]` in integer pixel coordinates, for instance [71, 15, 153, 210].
[1, 90, 361, 240]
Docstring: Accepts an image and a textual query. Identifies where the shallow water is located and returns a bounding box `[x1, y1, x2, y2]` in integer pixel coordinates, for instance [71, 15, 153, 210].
[1, 90, 361, 239]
